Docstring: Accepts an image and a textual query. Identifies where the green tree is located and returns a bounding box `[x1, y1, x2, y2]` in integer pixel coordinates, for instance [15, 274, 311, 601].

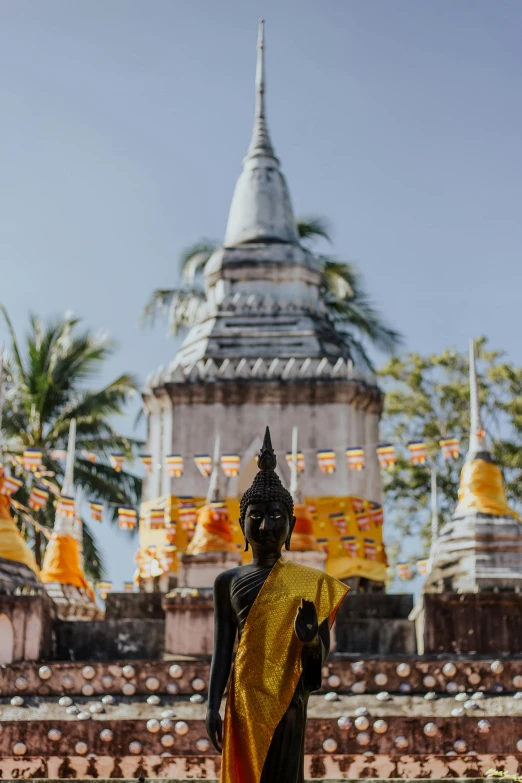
[0, 307, 142, 580]
[142, 217, 402, 369]
[379, 338, 522, 561]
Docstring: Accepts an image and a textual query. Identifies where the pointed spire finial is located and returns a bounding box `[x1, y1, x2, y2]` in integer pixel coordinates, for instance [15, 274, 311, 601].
[468, 339, 489, 460]
[247, 19, 276, 160]
[258, 426, 277, 472]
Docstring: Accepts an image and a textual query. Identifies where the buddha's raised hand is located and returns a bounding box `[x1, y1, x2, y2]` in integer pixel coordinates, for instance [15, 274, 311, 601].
[294, 599, 319, 644]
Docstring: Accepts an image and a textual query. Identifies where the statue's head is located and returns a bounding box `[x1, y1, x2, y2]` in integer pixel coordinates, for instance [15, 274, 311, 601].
[239, 427, 295, 554]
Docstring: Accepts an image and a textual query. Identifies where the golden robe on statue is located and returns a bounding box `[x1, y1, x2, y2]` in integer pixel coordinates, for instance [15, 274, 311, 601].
[221, 558, 348, 783]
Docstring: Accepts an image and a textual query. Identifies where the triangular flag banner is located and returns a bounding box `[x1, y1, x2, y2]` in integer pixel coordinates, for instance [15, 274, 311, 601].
[118, 506, 137, 530]
[89, 501, 103, 522]
[166, 455, 184, 478]
[1, 475, 23, 496]
[355, 511, 371, 532]
[417, 559, 429, 576]
[140, 455, 153, 474]
[363, 538, 377, 561]
[285, 452, 305, 473]
[147, 509, 165, 529]
[317, 450, 336, 474]
[221, 454, 241, 478]
[440, 437, 460, 460]
[341, 536, 359, 557]
[109, 454, 125, 472]
[28, 485, 49, 511]
[194, 454, 212, 478]
[123, 582, 134, 593]
[397, 562, 413, 580]
[50, 449, 68, 461]
[369, 502, 384, 526]
[329, 511, 347, 534]
[376, 444, 397, 469]
[346, 447, 365, 471]
[97, 581, 113, 599]
[407, 440, 428, 466]
[160, 543, 177, 572]
[22, 448, 43, 472]
[352, 497, 365, 513]
[178, 498, 197, 529]
[82, 450, 98, 464]
[58, 496, 75, 518]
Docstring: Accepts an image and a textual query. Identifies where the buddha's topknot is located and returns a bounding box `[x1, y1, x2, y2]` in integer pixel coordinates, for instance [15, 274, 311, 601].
[239, 426, 294, 527]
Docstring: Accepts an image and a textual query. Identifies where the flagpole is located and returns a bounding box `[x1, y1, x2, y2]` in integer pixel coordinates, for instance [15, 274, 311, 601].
[428, 462, 439, 573]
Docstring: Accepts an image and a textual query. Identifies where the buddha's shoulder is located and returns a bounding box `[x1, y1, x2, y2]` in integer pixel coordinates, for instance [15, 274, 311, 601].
[213, 563, 253, 590]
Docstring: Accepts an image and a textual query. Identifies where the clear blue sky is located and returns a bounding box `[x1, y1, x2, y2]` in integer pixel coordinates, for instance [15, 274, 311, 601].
[1, 1, 521, 586]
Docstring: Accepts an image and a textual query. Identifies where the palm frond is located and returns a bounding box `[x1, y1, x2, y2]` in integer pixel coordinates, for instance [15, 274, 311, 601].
[180, 240, 218, 283]
[141, 287, 206, 333]
[296, 216, 332, 245]
[81, 518, 105, 581]
[0, 304, 27, 384]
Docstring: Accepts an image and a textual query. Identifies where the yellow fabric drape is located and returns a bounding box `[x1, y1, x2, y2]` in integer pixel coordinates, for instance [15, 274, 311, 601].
[455, 459, 519, 519]
[221, 558, 348, 783]
[0, 507, 40, 576]
[186, 504, 238, 555]
[40, 532, 95, 599]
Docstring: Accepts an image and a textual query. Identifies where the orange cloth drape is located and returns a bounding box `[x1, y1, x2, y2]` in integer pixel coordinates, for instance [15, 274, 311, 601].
[40, 532, 94, 599]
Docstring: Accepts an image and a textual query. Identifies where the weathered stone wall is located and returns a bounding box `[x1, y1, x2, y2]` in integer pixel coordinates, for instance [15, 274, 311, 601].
[53, 619, 165, 661]
[335, 594, 416, 655]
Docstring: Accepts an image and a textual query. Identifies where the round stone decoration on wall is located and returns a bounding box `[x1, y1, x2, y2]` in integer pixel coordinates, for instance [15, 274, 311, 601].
[39, 666, 52, 681]
[424, 722, 439, 737]
[147, 719, 161, 733]
[122, 665, 135, 679]
[477, 720, 491, 734]
[196, 737, 210, 753]
[354, 715, 370, 731]
[129, 741, 142, 755]
[490, 660, 504, 675]
[81, 665, 96, 680]
[352, 661, 366, 675]
[15, 677, 28, 691]
[337, 716, 352, 731]
[464, 700, 477, 710]
[66, 705, 79, 715]
[442, 662, 457, 678]
[89, 702, 104, 715]
[147, 694, 161, 705]
[423, 675, 436, 688]
[190, 694, 204, 704]
[451, 707, 465, 718]
[10, 696, 24, 707]
[75, 741, 88, 755]
[160, 719, 174, 732]
[77, 711, 91, 721]
[323, 738, 338, 753]
[161, 734, 175, 748]
[356, 731, 370, 746]
[82, 684, 94, 697]
[191, 677, 205, 692]
[513, 675, 522, 689]
[101, 695, 115, 705]
[100, 729, 113, 742]
[396, 663, 411, 678]
[351, 680, 366, 694]
[354, 707, 369, 717]
[376, 691, 391, 701]
[516, 739, 522, 753]
[175, 720, 189, 736]
[122, 683, 136, 696]
[62, 676, 74, 690]
[399, 682, 413, 695]
[146, 676, 160, 692]
[166, 682, 180, 695]
[374, 672, 388, 686]
[161, 709, 176, 719]
[446, 681, 459, 693]
[454, 739, 468, 754]
[468, 672, 481, 685]
[169, 664, 183, 679]
[327, 674, 341, 688]
[101, 675, 113, 689]
[48, 729, 62, 742]
[13, 742, 26, 755]
[373, 720, 388, 734]
[324, 692, 339, 702]
[58, 696, 73, 707]
[395, 735, 409, 750]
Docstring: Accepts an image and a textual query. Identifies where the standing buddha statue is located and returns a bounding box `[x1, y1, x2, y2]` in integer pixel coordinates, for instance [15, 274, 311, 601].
[206, 427, 348, 783]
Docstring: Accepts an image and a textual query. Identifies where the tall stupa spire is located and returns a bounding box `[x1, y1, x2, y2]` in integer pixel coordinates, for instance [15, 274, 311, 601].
[467, 339, 489, 461]
[224, 20, 299, 246]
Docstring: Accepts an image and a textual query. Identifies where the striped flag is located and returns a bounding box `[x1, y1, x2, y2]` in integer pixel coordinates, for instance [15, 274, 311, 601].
[118, 506, 137, 530]
[58, 496, 75, 517]
[376, 444, 397, 469]
[82, 450, 98, 464]
[346, 447, 365, 471]
[397, 562, 413, 580]
[351, 497, 365, 513]
[317, 450, 336, 474]
[160, 543, 177, 572]
[28, 485, 49, 511]
[363, 538, 377, 561]
[221, 454, 241, 478]
[407, 440, 428, 466]
[89, 501, 103, 522]
[342, 536, 359, 557]
[22, 448, 43, 472]
[285, 452, 305, 473]
[97, 581, 113, 599]
[178, 498, 197, 529]
[166, 454, 184, 478]
[109, 453, 125, 472]
[440, 437, 460, 460]
[50, 449, 68, 461]
[210, 501, 229, 522]
[329, 511, 347, 534]
[1, 475, 23, 496]
[140, 455, 153, 473]
[316, 537, 329, 553]
[417, 559, 429, 576]
[123, 581, 134, 593]
[148, 509, 165, 529]
[194, 454, 212, 477]
[355, 512, 371, 532]
[369, 502, 384, 526]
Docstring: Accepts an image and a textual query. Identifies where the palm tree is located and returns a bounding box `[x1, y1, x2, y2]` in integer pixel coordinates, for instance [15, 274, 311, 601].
[0, 307, 142, 581]
[142, 217, 402, 369]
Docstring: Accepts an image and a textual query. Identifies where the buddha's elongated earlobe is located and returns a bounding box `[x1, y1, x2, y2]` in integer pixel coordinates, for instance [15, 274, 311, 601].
[244, 537, 249, 552]
[285, 534, 291, 551]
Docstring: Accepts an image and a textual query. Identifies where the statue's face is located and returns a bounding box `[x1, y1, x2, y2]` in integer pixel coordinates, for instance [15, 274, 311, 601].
[244, 500, 292, 554]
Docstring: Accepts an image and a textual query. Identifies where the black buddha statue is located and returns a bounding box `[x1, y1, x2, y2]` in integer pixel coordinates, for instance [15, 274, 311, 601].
[206, 427, 348, 783]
